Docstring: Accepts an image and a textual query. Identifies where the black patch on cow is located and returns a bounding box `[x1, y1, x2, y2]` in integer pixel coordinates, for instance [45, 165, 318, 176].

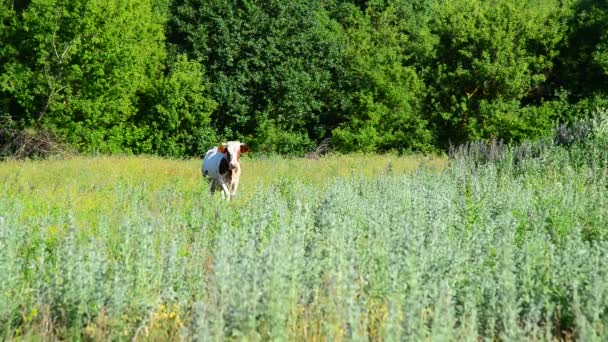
[226, 151, 232, 167]
[219, 157, 229, 175]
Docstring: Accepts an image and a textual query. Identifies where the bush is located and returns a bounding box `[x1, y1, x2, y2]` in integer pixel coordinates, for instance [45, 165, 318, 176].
[0, 126, 74, 160]
[136, 55, 217, 157]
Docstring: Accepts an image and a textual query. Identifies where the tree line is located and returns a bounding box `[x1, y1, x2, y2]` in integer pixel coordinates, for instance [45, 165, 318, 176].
[1, 0, 607, 157]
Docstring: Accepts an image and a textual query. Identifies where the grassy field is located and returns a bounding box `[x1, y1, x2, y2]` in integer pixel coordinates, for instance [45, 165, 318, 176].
[0, 154, 444, 227]
[1, 150, 607, 340]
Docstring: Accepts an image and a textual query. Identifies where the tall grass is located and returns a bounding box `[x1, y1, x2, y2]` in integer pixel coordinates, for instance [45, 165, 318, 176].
[1, 142, 607, 340]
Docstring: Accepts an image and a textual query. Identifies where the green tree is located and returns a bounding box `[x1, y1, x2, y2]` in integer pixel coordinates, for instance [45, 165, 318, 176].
[0, 0, 167, 153]
[554, 0, 608, 100]
[330, 2, 433, 152]
[0, 0, 16, 71]
[136, 54, 217, 156]
[0, 0, 17, 120]
[423, 0, 570, 146]
[168, 0, 346, 154]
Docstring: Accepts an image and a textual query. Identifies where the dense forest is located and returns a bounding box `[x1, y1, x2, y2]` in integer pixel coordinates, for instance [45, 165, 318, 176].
[1, 0, 607, 157]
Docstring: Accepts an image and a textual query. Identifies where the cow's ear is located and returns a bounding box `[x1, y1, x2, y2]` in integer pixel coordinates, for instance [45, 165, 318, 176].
[240, 144, 250, 153]
[218, 145, 227, 153]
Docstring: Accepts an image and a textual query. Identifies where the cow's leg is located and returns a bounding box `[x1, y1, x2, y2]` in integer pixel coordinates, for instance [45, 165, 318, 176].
[220, 181, 231, 201]
[230, 177, 240, 197]
[209, 179, 218, 194]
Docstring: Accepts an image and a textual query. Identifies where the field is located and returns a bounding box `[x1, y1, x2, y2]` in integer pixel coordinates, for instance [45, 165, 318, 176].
[1, 150, 607, 340]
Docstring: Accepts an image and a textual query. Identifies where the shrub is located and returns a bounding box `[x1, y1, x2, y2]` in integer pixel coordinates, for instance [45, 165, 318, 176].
[0, 124, 74, 159]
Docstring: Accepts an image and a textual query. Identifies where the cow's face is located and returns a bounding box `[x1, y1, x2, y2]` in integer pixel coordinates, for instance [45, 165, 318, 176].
[218, 141, 249, 173]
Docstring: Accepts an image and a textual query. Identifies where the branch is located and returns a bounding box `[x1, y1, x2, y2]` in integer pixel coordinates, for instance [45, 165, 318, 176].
[60, 39, 74, 63]
[52, 30, 77, 64]
[37, 67, 66, 122]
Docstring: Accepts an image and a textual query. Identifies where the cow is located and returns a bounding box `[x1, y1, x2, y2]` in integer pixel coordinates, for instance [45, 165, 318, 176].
[202, 141, 249, 200]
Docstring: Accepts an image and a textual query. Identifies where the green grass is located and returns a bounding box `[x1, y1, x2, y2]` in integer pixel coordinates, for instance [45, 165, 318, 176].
[1, 151, 607, 340]
[0, 154, 445, 227]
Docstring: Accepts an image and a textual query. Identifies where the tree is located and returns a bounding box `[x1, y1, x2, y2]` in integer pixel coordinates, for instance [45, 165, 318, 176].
[168, 0, 346, 154]
[0, 0, 18, 120]
[423, 0, 570, 146]
[330, 1, 433, 152]
[0, 0, 167, 153]
[136, 54, 217, 156]
[553, 0, 608, 100]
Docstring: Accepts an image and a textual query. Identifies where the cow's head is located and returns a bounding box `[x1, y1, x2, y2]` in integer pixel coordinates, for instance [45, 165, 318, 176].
[218, 141, 249, 172]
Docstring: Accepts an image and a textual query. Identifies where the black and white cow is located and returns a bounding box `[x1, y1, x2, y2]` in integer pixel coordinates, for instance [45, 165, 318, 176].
[202, 141, 249, 200]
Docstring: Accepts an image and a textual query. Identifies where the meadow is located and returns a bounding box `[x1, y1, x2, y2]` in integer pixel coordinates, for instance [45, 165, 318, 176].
[1, 146, 607, 340]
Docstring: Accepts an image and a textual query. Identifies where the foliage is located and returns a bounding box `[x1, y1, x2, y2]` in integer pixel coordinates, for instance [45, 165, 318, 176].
[167, 0, 345, 153]
[1, 0, 608, 156]
[330, 2, 434, 153]
[0, 0, 170, 153]
[554, 0, 608, 100]
[136, 54, 217, 156]
[422, 0, 571, 146]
